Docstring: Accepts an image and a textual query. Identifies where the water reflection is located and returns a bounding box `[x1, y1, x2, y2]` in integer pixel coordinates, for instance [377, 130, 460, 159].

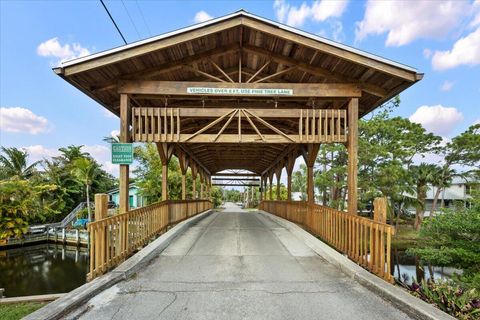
[0, 244, 89, 297]
[392, 248, 461, 285]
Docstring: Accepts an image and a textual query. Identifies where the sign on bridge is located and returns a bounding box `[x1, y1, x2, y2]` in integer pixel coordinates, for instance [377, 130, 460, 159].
[187, 87, 293, 96]
[112, 143, 133, 164]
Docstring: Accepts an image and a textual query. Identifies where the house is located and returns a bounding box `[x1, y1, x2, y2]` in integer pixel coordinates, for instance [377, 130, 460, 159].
[107, 184, 145, 209]
[422, 177, 477, 215]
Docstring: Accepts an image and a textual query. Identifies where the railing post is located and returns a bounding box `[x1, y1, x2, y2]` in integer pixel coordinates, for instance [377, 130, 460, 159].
[95, 194, 108, 221]
[373, 197, 387, 223]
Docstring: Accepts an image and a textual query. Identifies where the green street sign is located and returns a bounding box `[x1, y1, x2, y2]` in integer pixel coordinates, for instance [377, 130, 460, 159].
[112, 143, 133, 164]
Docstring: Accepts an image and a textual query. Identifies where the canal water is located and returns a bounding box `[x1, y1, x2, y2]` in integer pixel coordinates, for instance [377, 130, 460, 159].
[392, 248, 460, 285]
[0, 244, 89, 297]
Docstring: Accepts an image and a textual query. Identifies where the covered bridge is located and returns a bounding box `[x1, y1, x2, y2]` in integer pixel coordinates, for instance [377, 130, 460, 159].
[54, 10, 422, 282]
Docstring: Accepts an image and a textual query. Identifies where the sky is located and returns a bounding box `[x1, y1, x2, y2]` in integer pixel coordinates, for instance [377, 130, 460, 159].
[1, 0, 479, 181]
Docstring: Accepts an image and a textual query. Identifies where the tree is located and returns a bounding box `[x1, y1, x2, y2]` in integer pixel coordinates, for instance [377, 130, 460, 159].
[291, 164, 307, 200]
[430, 124, 480, 215]
[0, 147, 40, 180]
[0, 178, 57, 239]
[71, 157, 98, 221]
[210, 186, 223, 208]
[408, 190, 480, 290]
[410, 163, 439, 230]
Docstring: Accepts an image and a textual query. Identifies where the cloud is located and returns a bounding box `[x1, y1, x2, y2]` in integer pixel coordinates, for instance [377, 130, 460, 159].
[23, 145, 60, 163]
[440, 80, 454, 92]
[193, 10, 213, 23]
[409, 105, 464, 136]
[431, 27, 480, 70]
[423, 48, 432, 59]
[110, 130, 120, 138]
[0, 107, 51, 134]
[273, 0, 348, 28]
[103, 109, 117, 119]
[355, 0, 470, 46]
[37, 37, 90, 64]
[21, 144, 119, 176]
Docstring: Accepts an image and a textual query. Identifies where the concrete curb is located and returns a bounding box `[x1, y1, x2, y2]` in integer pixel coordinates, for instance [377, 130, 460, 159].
[257, 210, 455, 320]
[24, 209, 213, 320]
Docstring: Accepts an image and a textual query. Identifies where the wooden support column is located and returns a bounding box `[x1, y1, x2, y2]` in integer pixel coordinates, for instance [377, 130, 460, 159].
[119, 94, 131, 214]
[347, 98, 359, 215]
[302, 144, 320, 205]
[157, 143, 174, 201]
[191, 162, 198, 199]
[275, 164, 283, 200]
[286, 152, 296, 201]
[178, 148, 189, 200]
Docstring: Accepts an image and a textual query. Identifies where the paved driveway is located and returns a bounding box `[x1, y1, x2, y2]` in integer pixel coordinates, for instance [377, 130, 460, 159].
[75, 203, 411, 319]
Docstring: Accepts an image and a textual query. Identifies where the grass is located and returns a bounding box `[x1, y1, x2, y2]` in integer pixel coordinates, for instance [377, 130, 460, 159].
[0, 302, 47, 320]
[393, 224, 419, 249]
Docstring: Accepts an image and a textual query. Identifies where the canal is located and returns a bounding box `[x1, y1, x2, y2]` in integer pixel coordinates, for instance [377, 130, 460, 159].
[0, 244, 88, 297]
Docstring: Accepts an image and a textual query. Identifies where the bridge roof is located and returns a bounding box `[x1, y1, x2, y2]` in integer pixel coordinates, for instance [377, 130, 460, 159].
[54, 10, 422, 175]
[54, 9, 422, 118]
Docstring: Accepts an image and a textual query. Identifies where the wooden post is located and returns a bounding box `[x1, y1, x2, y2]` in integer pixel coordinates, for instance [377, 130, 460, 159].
[157, 143, 173, 201]
[94, 194, 108, 221]
[286, 152, 296, 201]
[275, 164, 282, 200]
[119, 94, 130, 214]
[374, 197, 387, 223]
[348, 98, 359, 215]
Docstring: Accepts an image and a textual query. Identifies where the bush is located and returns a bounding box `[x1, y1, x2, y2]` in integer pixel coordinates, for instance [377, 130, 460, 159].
[407, 280, 479, 320]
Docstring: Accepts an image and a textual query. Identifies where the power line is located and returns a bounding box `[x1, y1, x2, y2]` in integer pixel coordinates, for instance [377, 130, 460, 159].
[121, 0, 141, 39]
[99, 0, 127, 45]
[135, 0, 152, 37]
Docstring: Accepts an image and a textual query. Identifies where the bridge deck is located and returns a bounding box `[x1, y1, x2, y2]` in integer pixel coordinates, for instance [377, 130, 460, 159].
[77, 203, 411, 320]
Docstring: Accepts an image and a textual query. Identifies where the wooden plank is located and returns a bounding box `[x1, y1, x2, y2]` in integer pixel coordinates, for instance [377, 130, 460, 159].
[118, 81, 362, 97]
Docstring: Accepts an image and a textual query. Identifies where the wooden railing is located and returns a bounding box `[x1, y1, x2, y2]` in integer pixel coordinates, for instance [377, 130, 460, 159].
[87, 199, 212, 280]
[259, 201, 395, 282]
[131, 107, 346, 144]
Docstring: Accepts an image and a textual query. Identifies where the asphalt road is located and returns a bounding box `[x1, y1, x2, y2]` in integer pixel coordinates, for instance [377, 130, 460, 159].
[75, 203, 412, 320]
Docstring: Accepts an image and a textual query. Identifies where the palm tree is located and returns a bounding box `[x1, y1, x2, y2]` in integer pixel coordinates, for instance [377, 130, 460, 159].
[56, 145, 88, 164]
[411, 163, 438, 230]
[0, 147, 40, 179]
[71, 157, 98, 221]
[430, 165, 456, 216]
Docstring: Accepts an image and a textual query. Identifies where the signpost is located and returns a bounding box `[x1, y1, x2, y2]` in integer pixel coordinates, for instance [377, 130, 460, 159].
[112, 143, 133, 164]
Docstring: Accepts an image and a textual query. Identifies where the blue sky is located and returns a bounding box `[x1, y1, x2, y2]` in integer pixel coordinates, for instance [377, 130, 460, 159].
[1, 0, 479, 177]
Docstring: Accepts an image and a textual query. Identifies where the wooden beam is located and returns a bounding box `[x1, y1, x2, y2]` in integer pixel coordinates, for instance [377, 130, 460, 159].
[209, 59, 235, 83]
[285, 151, 296, 201]
[347, 98, 358, 215]
[91, 45, 239, 92]
[119, 81, 362, 98]
[253, 66, 296, 83]
[243, 44, 388, 97]
[246, 60, 271, 83]
[63, 18, 242, 75]
[119, 94, 130, 214]
[241, 18, 418, 82]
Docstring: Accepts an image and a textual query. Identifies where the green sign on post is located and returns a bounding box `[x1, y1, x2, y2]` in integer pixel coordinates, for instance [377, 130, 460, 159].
[112, 143, 133, 164]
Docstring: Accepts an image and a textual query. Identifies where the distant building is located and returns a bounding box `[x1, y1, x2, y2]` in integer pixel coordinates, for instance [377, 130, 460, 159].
[107, 184, 145, 209]
[422, 177, 477, 215]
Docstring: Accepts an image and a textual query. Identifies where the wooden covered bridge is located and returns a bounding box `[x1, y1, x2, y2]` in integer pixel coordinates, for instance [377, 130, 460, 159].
[54, 10, 422, 284]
